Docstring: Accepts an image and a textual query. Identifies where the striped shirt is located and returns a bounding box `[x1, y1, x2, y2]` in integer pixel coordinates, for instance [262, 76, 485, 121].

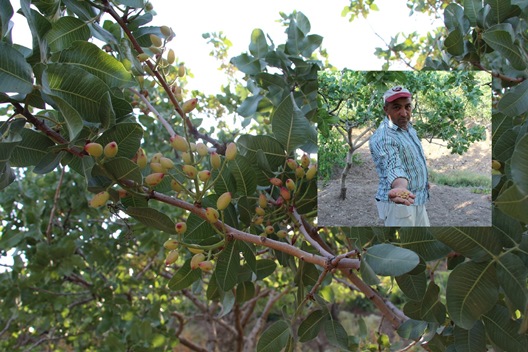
[369, 117, 429, 205]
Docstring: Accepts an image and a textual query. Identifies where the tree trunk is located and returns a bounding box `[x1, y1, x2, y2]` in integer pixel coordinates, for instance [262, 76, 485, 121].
[339, 149, 354, 200]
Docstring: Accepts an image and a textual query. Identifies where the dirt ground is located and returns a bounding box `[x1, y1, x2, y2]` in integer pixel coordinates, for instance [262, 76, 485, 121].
[317, 134, 492, 227]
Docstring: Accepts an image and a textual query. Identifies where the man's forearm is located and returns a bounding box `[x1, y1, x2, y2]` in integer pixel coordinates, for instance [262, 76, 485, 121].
[391, 177, 408, 189]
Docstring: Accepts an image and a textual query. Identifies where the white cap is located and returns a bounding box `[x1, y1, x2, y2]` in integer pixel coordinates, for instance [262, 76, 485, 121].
[383, 86, 412, 103]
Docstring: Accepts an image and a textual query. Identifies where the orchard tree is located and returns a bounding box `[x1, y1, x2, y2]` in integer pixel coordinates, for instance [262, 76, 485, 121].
[318, 69, 489, 198]
[0, 1, 527, 352]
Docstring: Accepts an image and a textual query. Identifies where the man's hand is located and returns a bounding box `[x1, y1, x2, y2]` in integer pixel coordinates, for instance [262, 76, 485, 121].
[388, 188, 416, 206]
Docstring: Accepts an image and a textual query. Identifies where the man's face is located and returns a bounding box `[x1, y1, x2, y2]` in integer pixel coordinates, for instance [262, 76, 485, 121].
[384, 97, 413, 130]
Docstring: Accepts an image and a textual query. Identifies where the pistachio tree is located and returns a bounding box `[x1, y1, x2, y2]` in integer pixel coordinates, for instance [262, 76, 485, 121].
[0, 1, 526, 352]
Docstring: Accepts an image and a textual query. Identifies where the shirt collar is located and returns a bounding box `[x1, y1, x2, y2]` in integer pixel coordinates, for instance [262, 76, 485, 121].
[384, 116, 412, 131]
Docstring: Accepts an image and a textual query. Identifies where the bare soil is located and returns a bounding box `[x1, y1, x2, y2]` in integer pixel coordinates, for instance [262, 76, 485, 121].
[317, 135, 492, 227]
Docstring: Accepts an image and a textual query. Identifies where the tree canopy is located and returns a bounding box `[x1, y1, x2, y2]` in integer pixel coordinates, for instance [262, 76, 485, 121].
[0, 0, 527, 351]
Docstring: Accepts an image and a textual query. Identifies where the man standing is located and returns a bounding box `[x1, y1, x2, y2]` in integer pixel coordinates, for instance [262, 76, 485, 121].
[369, 86, 430, 226]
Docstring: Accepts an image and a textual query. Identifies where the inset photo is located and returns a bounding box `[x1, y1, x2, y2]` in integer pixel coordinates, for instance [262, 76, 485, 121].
[317, 70, 491, 227]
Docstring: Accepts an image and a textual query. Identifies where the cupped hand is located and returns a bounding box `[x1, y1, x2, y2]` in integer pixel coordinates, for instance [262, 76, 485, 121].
[388, 188, 416, 206]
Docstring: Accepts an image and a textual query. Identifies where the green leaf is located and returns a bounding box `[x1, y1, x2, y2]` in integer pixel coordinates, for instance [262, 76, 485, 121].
[256, 320, 290, 352]
[298, 310, 326, 342]
[9, 128, 55, 167]
[0, 0, 13, 38]
[482, 305, 527, 351]
[323, 319, 349, 350]
[444, 3, 467, 32]
[249, 29, 269, 59]
[95, 122, 143, 159]
[360, 255, 380, 285]
[0, 163, 15, 190]
[453, 322, 486, 352]
[33, 150, 65, 174]
[496, 252, 527, 311]
[237, 134, 287, 172]
[101, 157, 143, 184]
[396, 319, 428, 340]
[395, 271, 427, 301]
[482, 23, 526, 71]
[464, 0, 483, 26]
[167, 258, 202, 291]
[45, 16, 90, 52]
[51, 95, 84, 140]
[484, 0, 513, 24]
[444, 28, 465, 56]
[255, 259, 277, 280]
[215, 240, 240, 291]
[510, 133, 528, 195]
[0, 42, 34, 94]
[42, 64, 110, 124]
[212, 166, 237, 195]
[57, 41, 134, 88]
[495, 184, 528, 223]
[272, 94, 317, 153]
[431, 227, 501, 262]
[125, 207, 176, 234]
[364, 243, 419, 276]
[230, 53, 262, 75]
[227, 154, 257, 196]
[398, 227, 452, 261]
[420, 282, 446, 323]
[446, 261, 498, 329]
[114, 0, 145, 9]
[235, 281, 255, 303]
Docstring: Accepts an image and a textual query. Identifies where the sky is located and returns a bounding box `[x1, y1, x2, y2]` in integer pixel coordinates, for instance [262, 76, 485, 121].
[10, 0, 443, 95]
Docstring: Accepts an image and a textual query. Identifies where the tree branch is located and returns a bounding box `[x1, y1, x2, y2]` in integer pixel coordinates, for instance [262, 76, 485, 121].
[470, 61, 525, 83]
[129, 87, 176, 137]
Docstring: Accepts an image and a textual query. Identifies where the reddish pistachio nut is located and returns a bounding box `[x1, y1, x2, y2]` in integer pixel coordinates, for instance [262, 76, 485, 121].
[188, 247, 204, 254]
[182, 165, 197, 178]
[295, 166, 305, 179]
[182, 98, 197, 113]
[276, 230, 288, 238]
[160, 25, 172, 38]
[145, 2, 153, 11]
[191, 253, 206, 270]
[210, 152, 221, 169]
[165, 250, 179, 265]
[137, 53, 150, 62]
[136, 148, 148, 168]
[301, 153, 310, 168]
[181, 152, 192, 165]
[144, 172, 164, 186]
[160, 157, 175, 169]
[306, 164, 317, 180]
[196, 143, 209, 157]
[84, 142, 103, 157]
[171, 180, 184, 192]
[205, 207, 219, 223]
[255, 206, 265, 216]
[104, 141, 118, 158]
[170, 135, 189, 152]
[285, 179, 296, 191]
[175, 222, 187, 234]
[280, 187, 291, 201]
[150, 162, 164, 173]
[151, 152, 163, 164]
[216, 192, 232, 210]
[150, 34, 163, 47]
[198, 170, 211, 182]
[89, 191, 110, 208]
[265, 225, 274, 235]
[167, 48, 176, 64]
[286, 158, 297, 170]
[225, 142, 237, 161]
[198, 260, 213, 272]
[117, 189, 127, 198]
[258, 193, 267, 208]
[164, 239, 179, 250]
[259, 232, 267, 238]
[253, 216, 264, 225]
[178, 64, 185, 77]
[269, 178, 282, 187]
